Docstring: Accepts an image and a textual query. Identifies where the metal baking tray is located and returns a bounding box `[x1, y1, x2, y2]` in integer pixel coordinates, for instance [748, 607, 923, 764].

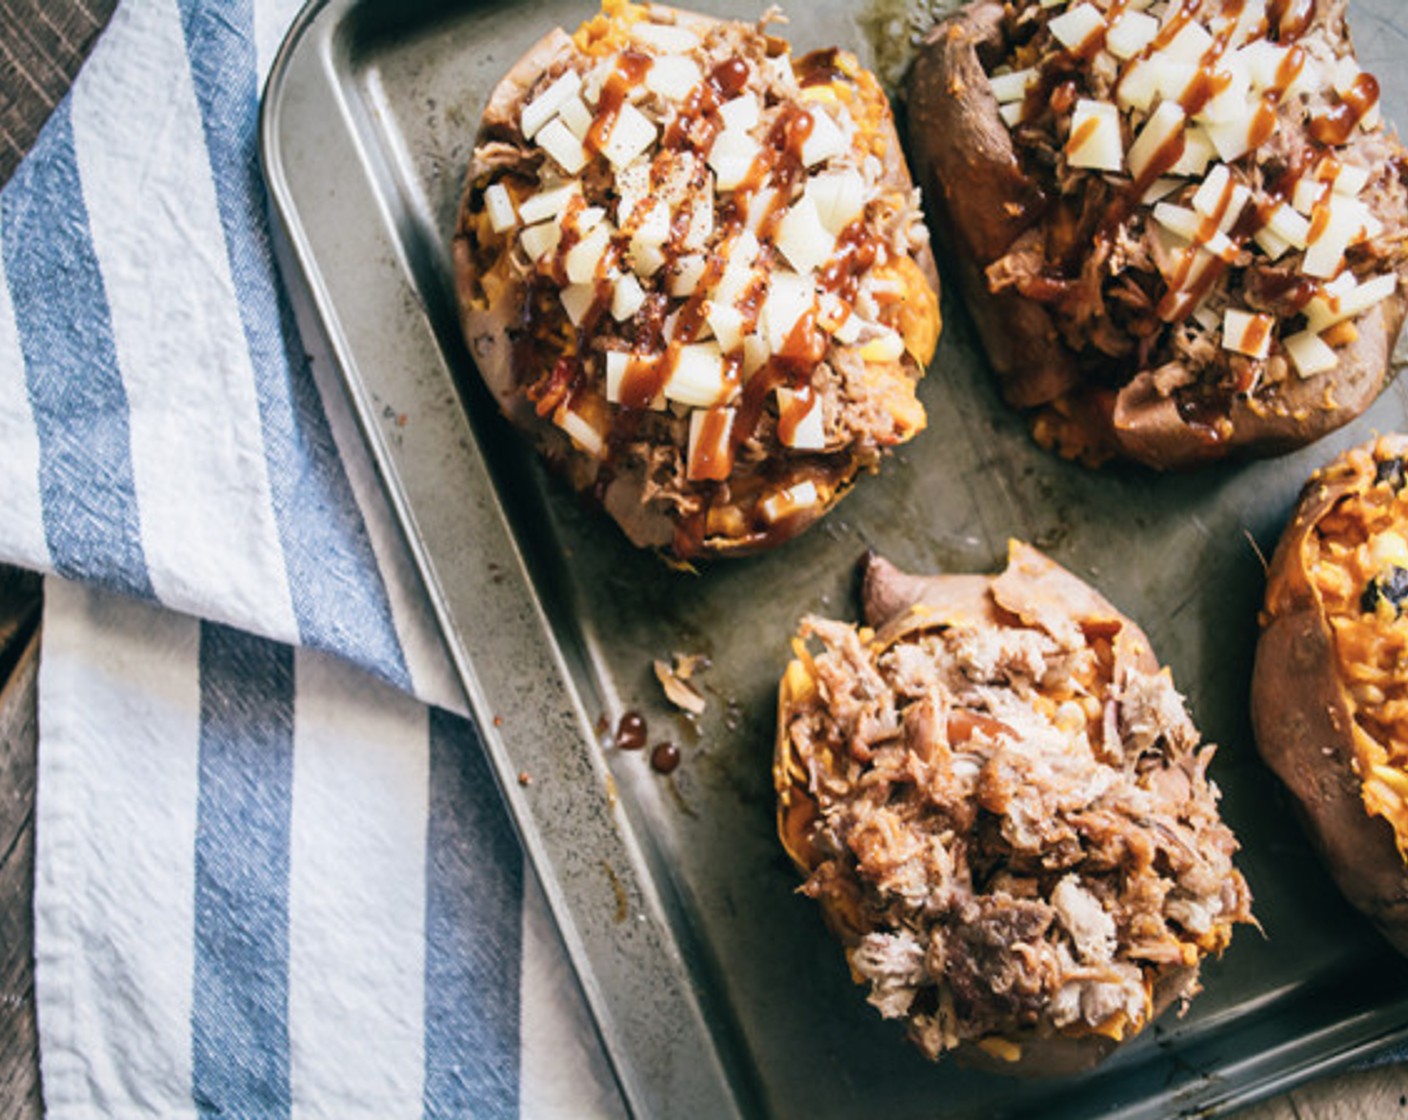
[261, 1, 1408, 1115]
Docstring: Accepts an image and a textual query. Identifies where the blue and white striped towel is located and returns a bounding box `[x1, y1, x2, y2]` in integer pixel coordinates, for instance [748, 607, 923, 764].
[2, 0, 622, 1115]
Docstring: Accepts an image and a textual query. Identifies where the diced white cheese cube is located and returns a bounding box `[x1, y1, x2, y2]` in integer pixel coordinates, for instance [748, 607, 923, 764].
[1126, 56, 1196, 106]
[1303, 200, 1360, 279]
[1263, 202, 1311, 249]
[566, 222, 614, 284]
[560, 283, 597, 326]
[629, 21, 701, 53]
[776, 194, 837, 274]
[1283, 330, 1339, 376]
[1333, 55, 1362, 97]
[605, 351, 664, 408]
[1066, 99, 1123, 172]
[999, 102, 1025, 127]
[484, 182, 518, 232]
[602, 103, 658, 169]
[519, 221, 562, 263]
[1107, 10, 1159, 58]
[1204, 103, 1271, 164]
[743, 333, 770, 377]
[1192, 303, 1222, 333]
[708, 128, 761, 191]
[1226, 0, 1267, 48]
[665, 341, 731, 407]
[706, 303, 745, 352]
[745, 187, 777, 235]
[711, 258, 756, 309]
[1292, 177, 1328, 215]
[521, 70, 583, 140]
[1171, 125, 1215, 176]
[1160, 247, 1221, 319]
[631, 200, 671, 249]
[832, 311, 864, 345]
[518, 182, 581, 226]
[537, 118, 589, 173]
[645, 55, 702, 102]
[807, 169, 868, 235]
[1153, 202, 1202, 241]
[1222, 308, 1274, 358]
[1306, 273, 1399, 331]
[719, 94, 760, 133]
[615, 159, 651, 226]
[801, 108, 849, 167]
[612, 273, 646, 322]
[1253, 225, 1292, 261]
[776, 388, 826, 450]
[988, 67, 1037, 103]
[1160, 19, 1215, 64]
[764, 271, 817, 353]
[668, 254, 709, 298]
[557, 95, 594, 142]
[686, 407, 737, 481]
[759, 480, 820, 524]
[1236, 40, 1284, 90]
[1191, 170, 1249, 231]
[1142, 177, 1182, 204]
[1332, 163, 1371, 197]
[554, 406, 606, 458]
[1191, 164, 1231, 218]
[575, 206, 607, 233]
[1049, 3, 1106, 53]
[1128, 101, 1186, 182]
[1197, 57, 1252, 124]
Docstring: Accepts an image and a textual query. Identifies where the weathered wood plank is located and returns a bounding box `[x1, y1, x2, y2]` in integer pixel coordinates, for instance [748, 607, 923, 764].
[0, 631, 41, 1120]
[0, 0, 117, 182]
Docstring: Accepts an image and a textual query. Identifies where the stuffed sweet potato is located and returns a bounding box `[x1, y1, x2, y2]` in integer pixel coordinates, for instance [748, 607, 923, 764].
[1253, 434, 1408, 952]
[453, 0, 940, 560]
[908, 0, 1408, 469]
[774, 543, 1253, 1073]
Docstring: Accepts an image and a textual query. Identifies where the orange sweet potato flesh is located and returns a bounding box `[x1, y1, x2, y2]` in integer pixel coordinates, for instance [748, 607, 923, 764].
[1253, 434, 1408, 953]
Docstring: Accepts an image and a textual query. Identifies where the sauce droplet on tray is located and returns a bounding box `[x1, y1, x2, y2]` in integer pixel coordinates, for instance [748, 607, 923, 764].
[615, 711, 648, 751]
[650, 741, 682, 774]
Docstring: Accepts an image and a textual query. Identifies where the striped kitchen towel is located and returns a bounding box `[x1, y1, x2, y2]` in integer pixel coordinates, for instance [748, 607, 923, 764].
[1, 0, 622, 1115]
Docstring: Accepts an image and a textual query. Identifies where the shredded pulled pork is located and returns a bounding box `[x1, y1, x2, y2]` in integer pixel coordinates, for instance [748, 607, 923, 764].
[780, 604, 1252, 1060]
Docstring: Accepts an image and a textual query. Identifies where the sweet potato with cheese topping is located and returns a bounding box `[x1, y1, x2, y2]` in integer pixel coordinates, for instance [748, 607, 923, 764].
[908, 0, 1408, 469]
[775, 543, 1253, 1072]
[453, 0, 940, 560]
[1253, 434, 1408, 951]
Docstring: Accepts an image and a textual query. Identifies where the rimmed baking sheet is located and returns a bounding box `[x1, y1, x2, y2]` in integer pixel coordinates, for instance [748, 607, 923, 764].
[262, 1, 1408, 1115]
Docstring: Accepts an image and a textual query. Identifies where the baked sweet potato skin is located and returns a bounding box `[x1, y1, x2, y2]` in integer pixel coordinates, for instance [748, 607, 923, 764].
[906, 2, 1408, 470]
[906, 3, 1079, 412]
[776, 543, 1251, 1074]
[453, 5, 940, 560]
[1253, 434, 1408, 953]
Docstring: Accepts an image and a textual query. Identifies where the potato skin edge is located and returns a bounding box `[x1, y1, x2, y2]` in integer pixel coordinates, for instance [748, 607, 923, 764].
[1253, 436, 1408, 955]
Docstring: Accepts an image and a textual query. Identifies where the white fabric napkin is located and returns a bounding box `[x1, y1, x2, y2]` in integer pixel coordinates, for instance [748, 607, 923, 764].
[0, 0, 622, 1114]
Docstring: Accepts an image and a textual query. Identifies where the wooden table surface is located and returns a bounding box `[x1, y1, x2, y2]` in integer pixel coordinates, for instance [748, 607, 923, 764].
[1, 2, 1408, 1118]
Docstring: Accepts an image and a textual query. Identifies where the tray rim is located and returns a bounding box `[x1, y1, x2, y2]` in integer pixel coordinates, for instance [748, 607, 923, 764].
[257, 1, 1408, 1117]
